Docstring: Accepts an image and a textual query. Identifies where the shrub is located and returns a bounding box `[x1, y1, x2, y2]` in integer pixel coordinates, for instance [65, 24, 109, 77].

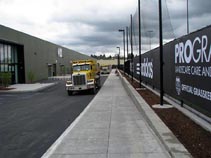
[0, 72, 12, 87]
[27, 70, 35, 83]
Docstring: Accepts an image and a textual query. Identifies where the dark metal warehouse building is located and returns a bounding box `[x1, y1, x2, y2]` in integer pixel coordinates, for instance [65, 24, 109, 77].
[0, 24, 90, 84]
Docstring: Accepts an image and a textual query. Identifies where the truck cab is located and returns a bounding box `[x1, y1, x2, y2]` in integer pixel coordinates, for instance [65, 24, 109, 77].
[101, 65, 111, 74]
[66, 59, 100, 95]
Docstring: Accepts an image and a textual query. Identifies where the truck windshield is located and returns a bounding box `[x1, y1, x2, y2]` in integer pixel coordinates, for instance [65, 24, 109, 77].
[102, 66, 108, 69]
[73, 64, 91, 71]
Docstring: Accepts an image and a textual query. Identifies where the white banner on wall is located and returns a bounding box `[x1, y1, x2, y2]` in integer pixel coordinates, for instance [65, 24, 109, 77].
[58, 48, 63, 58]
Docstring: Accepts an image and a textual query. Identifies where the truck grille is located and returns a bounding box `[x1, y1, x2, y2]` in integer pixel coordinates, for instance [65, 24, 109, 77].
[73, 74, 86, 85]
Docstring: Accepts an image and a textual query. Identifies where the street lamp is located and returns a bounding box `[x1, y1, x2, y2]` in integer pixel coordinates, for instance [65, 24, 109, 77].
[116, 47, 120, 69]
[118, 29, 125, 73]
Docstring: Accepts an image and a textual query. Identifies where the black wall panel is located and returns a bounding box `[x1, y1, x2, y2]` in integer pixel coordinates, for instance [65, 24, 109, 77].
[130, 26, 211, 117]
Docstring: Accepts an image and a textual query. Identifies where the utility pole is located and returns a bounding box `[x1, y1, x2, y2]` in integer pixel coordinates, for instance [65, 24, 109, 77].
[138, 0, 142, 87]
[130, 14, 134, 82]
[126, 27, 129, 60]
[116, 47, 120, 69]
[159, 0, 164, 106]
[118, 29, 125, 74]
[187, 0, 189, 34]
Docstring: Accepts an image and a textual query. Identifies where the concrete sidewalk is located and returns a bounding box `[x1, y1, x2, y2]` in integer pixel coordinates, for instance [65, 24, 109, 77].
[0, 82, 57, 93]
[42, 70, 172, 158]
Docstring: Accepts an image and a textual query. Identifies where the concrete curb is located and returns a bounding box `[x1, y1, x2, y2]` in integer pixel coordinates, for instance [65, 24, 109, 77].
[33, 83, 58, 92]
[0, 82, 57, 94]
[41, 73, 111, 158]
[48, 76, 71, 81]
[126, 74, 211, 133]
[41, 92, 97, 158]
[118, 71, 192, 158]
[141, 82, 211, 133]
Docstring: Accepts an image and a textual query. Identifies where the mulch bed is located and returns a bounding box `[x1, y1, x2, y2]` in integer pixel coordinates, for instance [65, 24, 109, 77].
[123, 74, 211, 158]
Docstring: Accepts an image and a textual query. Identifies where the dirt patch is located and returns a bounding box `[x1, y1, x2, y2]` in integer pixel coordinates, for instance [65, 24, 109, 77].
[123, 74, 211, 158]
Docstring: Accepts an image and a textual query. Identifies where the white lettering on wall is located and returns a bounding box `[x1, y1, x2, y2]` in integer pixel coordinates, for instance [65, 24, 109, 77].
[141, 58, 153, 79]
[175, 35, 211, 64]
[180, 83, 211, 101]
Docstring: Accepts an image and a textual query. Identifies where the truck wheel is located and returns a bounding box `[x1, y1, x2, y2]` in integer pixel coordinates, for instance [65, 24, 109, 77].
[97, 80, 101, 89]
[67, 90, 73, 96]
[91, 86, 96, 94]
[97, 83, 101, 89]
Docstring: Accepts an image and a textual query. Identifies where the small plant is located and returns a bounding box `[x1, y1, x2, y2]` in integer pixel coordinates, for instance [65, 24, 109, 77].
[0, 72, 12, 87]
[27, 70, 35, 83]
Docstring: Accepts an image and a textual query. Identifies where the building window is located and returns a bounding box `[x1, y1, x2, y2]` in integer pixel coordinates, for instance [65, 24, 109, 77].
[0, 43, 19, 84]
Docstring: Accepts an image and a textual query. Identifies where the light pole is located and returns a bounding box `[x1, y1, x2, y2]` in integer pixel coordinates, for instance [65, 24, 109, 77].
[118, 29, 125, 73]
[126, 26, 129, 76]
[138, 0, 142, 87]
[187, 0, 189, 34]
[126, 27, 129, 60]
[130, 14, 134, 82]
[116, 47, 120, 69]
[147, 30, 153, 50]
[159, 0, 164, 106]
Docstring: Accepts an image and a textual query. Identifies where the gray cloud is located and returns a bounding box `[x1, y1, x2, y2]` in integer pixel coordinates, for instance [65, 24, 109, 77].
[80, 34, 121, 46]
[52, 0, 211, 55]
[131, 0, 211, 53]
[49, 9, 130, 55]
[1, 0, 210, 56]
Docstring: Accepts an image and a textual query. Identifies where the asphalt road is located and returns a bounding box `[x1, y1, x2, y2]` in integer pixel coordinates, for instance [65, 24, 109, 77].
[0, 75, 108, 158]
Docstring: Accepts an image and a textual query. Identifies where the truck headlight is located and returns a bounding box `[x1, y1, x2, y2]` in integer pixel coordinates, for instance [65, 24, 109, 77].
[87, 79, 94, 84]
[66, 81, 72, 85]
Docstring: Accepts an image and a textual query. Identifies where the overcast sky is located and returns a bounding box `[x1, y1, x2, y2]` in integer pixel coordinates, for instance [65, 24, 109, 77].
[0, 0, 211, 56]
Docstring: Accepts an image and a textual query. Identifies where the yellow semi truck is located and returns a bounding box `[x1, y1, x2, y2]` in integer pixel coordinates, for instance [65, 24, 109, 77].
[66, 59, 101, 95]
[100, 64, 111, 74]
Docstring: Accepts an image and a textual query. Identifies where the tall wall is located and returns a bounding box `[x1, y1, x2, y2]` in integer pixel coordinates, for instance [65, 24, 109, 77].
[0, 24, 91, 83]
[130, 25, 211, 117]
